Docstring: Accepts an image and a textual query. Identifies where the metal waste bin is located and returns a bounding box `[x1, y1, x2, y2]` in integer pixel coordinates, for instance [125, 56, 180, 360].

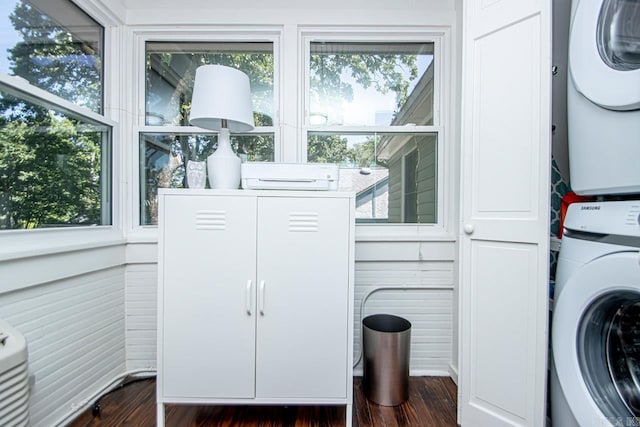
[362, 314, 411, 406]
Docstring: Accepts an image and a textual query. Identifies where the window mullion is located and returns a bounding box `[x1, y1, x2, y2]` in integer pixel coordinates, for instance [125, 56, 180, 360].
[0, 74, 115, 127]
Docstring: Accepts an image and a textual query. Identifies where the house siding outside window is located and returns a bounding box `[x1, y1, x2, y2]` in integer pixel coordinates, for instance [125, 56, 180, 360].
[305, 37, 441, 225]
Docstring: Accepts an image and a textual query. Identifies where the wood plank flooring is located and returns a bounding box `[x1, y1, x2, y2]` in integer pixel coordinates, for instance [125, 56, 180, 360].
[69, 376, 457, 427]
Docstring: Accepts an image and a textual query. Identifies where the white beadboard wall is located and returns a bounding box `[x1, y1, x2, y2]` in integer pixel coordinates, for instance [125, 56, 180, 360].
[125, 263, 158, 370]
[353, 261, 454, 376]
[125, 243, 455, 376]
[0, 266, 126, 427]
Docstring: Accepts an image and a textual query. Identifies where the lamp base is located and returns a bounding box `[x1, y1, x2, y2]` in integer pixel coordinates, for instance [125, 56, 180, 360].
[207, 128, 241, 189]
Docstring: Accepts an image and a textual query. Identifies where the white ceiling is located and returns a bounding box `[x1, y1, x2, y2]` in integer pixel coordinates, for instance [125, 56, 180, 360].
[118, 0, 449, 11]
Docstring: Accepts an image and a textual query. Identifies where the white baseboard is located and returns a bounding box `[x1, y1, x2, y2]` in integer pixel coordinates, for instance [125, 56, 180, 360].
[410, 369, 451, 377]
[353, 368, 451, 377]
[447, 362, 459, 385]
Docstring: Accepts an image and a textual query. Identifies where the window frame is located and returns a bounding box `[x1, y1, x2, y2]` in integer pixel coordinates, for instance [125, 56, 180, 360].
[300, 28, 452, 240]
[130, 27, 282, 237]
[0, 0, 121, 262]
[0, 0, 108, 114]
[130, 25, 455, 242]
[0, 72, 120, 260]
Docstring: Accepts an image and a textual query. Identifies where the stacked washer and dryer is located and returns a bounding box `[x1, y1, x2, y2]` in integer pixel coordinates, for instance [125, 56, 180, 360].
[550, 0, 640, 426]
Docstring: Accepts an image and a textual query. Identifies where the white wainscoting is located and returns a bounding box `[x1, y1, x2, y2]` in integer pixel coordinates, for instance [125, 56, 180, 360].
[0, 266, 126, 427]
[125, 263, 158, 370]
[125, 241, 455, 376]
[353, 261, 454, 376]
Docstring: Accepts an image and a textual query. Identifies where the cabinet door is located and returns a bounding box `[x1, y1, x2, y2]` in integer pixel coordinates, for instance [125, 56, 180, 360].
[255, 196, 351, 399]
[161, 194, 257, 398]
[459, 1, 551, 425]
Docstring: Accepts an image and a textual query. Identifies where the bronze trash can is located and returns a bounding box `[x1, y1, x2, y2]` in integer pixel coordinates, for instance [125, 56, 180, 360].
[362, 314, 411, 406]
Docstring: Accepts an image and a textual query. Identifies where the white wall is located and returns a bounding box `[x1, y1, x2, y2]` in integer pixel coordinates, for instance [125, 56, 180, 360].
[125, 240, 456, 376]
[119, 0, 460, 378]
[122, 0, 456, 24]
[0, 4, 460, 425]
[451, 0, 463, 386]
[124, 263, 158, 370]
[0, 4, 130, 424]
[0, 259, 126, 427]
[353, 248, 455, 375]
[0, 4, 127, 426]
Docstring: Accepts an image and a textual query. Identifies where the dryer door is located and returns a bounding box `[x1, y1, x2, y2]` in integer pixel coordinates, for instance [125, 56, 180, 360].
[570, 0, 640, 110]
[553, 251, 640, 426]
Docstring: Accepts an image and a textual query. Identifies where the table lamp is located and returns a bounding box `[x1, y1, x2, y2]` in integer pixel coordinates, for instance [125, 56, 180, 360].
[189, 65, 255, 189]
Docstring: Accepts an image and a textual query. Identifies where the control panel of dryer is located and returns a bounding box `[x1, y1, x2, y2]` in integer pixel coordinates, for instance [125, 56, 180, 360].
[564, 201, 640, 236]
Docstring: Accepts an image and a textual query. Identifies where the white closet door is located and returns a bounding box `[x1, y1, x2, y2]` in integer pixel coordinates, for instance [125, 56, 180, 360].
[255, 196, 350, 399]
[459, 1, 551, 426]
[161, 194, 257, 398]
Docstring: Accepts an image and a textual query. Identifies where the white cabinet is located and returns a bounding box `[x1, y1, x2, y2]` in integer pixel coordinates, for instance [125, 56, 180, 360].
[160, 194, 257, 399]
[459, 1, 551, 426]
[157, 189, 355, 426]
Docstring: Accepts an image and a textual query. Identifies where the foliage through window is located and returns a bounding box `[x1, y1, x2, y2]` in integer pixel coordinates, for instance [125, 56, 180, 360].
[0, 87, 111, 229]
[0, 0, 104, 113]
[0, 0, 111, 230]
[140, 41, 275, 225]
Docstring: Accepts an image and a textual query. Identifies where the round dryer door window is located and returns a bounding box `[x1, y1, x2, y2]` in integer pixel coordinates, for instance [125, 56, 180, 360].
[597, 0, 640, 71]
[552, 251, 640, 426]
[578, 291, 640, 418]
[570, 0, 640, 110]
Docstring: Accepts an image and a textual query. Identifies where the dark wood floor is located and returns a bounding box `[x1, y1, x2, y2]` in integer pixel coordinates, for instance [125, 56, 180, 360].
[69, 376, 457, 427]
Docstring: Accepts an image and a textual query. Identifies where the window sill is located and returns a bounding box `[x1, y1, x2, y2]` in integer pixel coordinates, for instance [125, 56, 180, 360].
[0, 228, 127, 295]
[355, 223, 455, 242]
[128, 224, 456, 244]
[0, 227, 125, 262]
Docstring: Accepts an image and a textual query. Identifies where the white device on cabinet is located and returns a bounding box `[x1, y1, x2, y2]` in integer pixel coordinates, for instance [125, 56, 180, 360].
[241, 162, 340, 191]
[156, 189, 355, 427]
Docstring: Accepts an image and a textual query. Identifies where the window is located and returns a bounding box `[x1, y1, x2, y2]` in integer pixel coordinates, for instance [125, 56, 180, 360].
[304, 38, 440, 224]
[136, 29, 448, 232]
[0, 0, 104, 113]
[140, 40, 275, 225]
[140, 132, 274, 225]
[0, 0, 111, 231]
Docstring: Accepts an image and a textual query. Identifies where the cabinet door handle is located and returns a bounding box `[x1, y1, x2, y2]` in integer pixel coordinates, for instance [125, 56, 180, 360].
[246, 280, 253, 315]
[259, 280, 266, 316]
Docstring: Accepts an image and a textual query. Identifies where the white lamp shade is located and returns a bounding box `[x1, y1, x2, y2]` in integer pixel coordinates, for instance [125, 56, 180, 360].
[189, 65, 255, 132]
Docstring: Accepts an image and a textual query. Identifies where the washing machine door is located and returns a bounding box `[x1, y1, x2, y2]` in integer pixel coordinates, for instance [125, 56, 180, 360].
[553, 251, 640, 426]
[570, 0, 640, 110]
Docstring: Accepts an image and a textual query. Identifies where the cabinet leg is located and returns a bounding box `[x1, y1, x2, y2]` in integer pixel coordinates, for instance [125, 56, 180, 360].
[157, 402, 165, 427]
[345, 403, 353, 427]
